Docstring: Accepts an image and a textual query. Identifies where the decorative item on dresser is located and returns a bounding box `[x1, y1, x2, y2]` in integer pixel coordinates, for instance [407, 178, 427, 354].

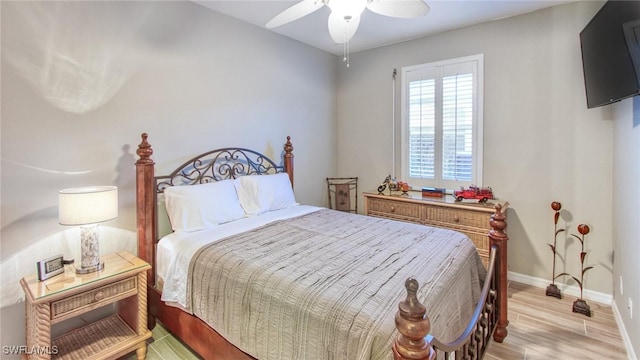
[422, 187, 446, 198]
[135, 133, 509, 360]
[20, 252, 151, 360]
[453, 185, 495, 203]
[377, 174, 394, 194]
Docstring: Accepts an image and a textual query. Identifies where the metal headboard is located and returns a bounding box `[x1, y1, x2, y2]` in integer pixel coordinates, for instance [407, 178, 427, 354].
[155, 148, 286, 193]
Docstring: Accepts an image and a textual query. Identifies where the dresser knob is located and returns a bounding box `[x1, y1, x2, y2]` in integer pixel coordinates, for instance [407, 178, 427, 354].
[94, 291, 104, 301]
[390, 206, 395, 213]
[453, 215, 460, 222]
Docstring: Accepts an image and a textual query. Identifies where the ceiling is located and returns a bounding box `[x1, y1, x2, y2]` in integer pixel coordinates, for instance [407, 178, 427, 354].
[193, 0, 574, 55]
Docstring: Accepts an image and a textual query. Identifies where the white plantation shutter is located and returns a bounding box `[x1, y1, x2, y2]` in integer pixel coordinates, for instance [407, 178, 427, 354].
[408, 78, 435, 179]
[442, 73, 473, 181]
[401, 55, 483, 190]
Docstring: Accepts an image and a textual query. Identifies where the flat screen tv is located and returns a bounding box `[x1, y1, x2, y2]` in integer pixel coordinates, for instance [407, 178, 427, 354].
[580, 1, 640, 109]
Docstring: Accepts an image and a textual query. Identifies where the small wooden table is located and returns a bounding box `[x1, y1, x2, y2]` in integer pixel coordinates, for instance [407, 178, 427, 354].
[20, 251, 151, 360]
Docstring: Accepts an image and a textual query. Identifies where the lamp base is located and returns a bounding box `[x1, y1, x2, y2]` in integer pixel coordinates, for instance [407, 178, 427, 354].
[75, 261, 104, 274]
[78, 224, 104, 274]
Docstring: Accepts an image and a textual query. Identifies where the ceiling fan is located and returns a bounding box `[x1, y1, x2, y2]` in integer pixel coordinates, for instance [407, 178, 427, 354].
[265, 0, 430, 44]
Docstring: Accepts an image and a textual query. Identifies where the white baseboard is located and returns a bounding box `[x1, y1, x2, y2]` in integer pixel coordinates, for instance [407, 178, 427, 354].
[612, 301, 639, 360]
[508, 271, 637, 360]
[507, 271, 612, 304]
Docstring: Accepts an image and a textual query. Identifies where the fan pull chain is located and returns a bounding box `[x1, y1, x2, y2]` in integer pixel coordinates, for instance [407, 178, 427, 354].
[343, 38, 347, 63]
[343, 40, 350, 67]
[342, 17, 350, 68]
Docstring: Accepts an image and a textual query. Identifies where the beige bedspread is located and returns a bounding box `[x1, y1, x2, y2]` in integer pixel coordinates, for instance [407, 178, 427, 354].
[187, 209, 485, 360]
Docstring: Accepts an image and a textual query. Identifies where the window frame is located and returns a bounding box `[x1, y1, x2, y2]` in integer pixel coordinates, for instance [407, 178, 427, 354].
[400, 54, 484, 190]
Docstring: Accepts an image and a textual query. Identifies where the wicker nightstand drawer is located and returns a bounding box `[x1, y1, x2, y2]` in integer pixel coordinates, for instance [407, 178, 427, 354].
[424, 206, 489, 230]
[367, 197, 422, 223]
[51, 276, 137, 322]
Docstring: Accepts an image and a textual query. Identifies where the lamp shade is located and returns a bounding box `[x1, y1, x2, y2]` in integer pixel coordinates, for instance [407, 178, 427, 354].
[58, 186, 118, 226]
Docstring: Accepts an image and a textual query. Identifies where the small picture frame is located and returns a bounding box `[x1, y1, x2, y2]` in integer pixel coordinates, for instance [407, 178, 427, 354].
[37, 254, 65, 281]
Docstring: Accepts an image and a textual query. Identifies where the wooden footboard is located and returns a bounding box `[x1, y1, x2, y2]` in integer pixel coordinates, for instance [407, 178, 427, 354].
[394, 204, 509, 360]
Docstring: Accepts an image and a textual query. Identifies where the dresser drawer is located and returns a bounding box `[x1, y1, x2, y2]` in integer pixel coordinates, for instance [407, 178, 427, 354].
[51, 276, 137, 321]
[424, 206, 490, 230]
[367, 197, 422, 223]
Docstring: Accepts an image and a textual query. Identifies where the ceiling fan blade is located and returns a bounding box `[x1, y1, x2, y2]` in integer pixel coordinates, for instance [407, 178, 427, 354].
[366, 0, 429, 19]
[328, 12, 361, 44]
[266, 0, 325, 29]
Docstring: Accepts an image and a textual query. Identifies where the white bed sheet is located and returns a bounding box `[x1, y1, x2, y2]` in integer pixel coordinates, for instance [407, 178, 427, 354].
[156, 204, 321, 309]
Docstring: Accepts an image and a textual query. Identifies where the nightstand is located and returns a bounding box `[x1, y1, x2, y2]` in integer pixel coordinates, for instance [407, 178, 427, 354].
[20, 251, 151, 360]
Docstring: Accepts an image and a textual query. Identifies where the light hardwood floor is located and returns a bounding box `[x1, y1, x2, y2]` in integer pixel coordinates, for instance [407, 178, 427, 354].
[127, 281, 629, 360]
[485, 281, 628, 360]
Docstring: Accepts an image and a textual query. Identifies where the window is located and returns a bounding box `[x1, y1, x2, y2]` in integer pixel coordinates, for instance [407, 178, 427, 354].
[400, 54, 483, 190]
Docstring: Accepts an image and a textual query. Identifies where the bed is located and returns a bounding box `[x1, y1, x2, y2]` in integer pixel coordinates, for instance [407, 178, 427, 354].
[134, 133, 509, 360]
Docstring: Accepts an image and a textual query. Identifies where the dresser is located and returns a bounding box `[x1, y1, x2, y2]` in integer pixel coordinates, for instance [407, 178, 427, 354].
[363, 191, 506, 267]
[20, 252, 151, 360]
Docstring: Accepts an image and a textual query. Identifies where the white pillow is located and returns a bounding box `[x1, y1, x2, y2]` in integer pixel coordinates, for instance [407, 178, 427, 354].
[234, 173, 297, 215]
[163, 180, 246, 232]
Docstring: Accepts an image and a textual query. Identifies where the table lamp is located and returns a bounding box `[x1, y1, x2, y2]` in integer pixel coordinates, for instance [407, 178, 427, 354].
[58, 186, 118, 273]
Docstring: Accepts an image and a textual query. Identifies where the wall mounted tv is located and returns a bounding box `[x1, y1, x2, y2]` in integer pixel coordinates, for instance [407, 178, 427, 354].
[580, 1, 640, 109]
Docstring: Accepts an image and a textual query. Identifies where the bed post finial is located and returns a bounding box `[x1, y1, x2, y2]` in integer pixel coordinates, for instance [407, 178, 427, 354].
[136, 133, 154, 165]
[284, 136, 294, 188]
[489, 202, 509, 343]
[393, 278, 435, 360]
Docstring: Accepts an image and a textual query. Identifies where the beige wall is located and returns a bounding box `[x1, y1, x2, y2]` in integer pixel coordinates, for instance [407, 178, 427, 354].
[0, 1, 337, 354]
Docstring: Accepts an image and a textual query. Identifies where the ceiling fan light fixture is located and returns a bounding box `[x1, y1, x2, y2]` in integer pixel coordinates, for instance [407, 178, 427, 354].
[327, 0, 367, 19]
[328, 10, 361, 44]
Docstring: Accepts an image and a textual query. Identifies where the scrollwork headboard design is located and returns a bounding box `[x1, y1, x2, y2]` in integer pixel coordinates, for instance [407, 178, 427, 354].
[156, 147, 285, 192]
